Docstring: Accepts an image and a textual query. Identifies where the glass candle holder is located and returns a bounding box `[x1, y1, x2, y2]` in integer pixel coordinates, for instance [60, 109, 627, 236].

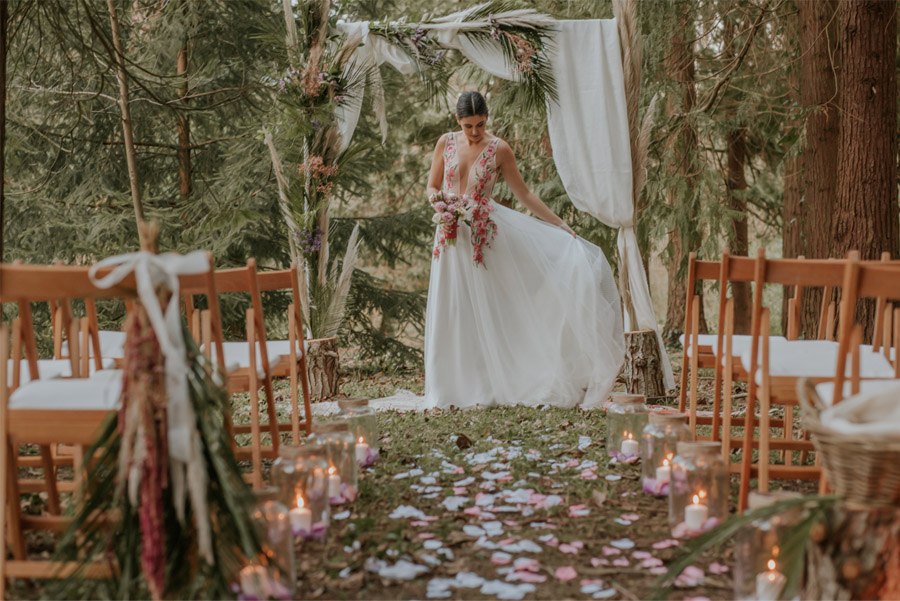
[669, 441, 729, 538]
[237, 493, 296, 600]
[336, 398, 379, 467]
[309, 422, 359, 505]
[607, 393, 650, 462]
[733, 491, 803, 601]
[641, 412, 691, 496]
[271, 445, 330, 540]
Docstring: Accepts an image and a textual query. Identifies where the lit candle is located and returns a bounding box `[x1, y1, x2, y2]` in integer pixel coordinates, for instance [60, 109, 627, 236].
[239, 564, 270, 598]
[755, 559, 786, 601]
[655, 458, 671, 484]
[684, 493, 708, 530]
[620, 432, 640, 457]
[289, 495, 312, 533]
[327, 465, 341, 498]
[355, 436, 370, 464]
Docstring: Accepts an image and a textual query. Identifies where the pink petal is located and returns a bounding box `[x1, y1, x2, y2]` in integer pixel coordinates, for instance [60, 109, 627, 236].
[591, 557, 610, 567]
[555, 566, 577, 581]
[508, 571, 547, 583]
[602, 546, 622, 556]
[708, 562, 729, 575]
[652, 539, 680, 550]
[612, 558, 630, 567]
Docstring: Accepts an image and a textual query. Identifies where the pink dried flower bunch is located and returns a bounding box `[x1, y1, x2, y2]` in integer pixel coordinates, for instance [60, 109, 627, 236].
[506, 32, 537, 74]
[299, 155, 339, 196]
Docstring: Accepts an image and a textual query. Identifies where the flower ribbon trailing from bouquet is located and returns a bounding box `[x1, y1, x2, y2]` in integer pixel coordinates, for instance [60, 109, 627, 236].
[89, 250, 214, 564]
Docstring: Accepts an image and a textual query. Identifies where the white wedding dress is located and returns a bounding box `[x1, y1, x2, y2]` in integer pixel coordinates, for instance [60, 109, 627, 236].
[422, 131, 625, 409]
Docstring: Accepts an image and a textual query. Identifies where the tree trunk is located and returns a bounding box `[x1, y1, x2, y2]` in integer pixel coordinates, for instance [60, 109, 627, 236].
[725, 128, 751, 334]
[176, 41, 191, 201]
[791, 0, 841, 338]
[804, 506, 900, 600]
[722, 16, 751, 334]
[624, 329, 666, 399]
[306, 336, 339, 401]
[832, 0, 898, 339]
[662, 0, 708, 344]
[0, 0, 7, 262]
[106, 0, 144, 225]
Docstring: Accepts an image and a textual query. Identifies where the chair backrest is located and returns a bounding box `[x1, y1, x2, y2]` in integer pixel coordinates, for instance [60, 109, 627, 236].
[830, 255, 900, 402]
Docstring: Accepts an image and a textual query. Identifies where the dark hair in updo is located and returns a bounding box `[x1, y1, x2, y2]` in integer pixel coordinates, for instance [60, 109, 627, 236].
[456, 91, 489, 118]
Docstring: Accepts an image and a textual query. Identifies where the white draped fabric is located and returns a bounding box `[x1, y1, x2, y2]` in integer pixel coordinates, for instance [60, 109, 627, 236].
[545, 20, 674, 389]
[337, 13, 674, 391]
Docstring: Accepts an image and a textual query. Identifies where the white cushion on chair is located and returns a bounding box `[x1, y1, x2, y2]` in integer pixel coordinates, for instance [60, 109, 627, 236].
[678, 333, 787, 361]
[62, 330, 127, 359]
[7, 358, 118, 386]
[860, 344, 896, 361]
[679, 334, 717, 357]
[9, 370, 123, 411]
[815, 379, 900, 406]
[211, 341, 293, 378]
[742, 339, 896, 384]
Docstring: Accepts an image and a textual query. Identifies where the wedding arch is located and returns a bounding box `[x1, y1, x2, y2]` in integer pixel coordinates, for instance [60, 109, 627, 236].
[271, 0, 674, 393]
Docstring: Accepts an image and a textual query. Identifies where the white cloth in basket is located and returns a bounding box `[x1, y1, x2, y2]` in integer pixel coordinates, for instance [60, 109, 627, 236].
[819, 381, 900, 440]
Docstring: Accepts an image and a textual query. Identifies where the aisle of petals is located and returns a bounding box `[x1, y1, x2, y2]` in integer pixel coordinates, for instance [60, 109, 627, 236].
[295, 407, 734, 600]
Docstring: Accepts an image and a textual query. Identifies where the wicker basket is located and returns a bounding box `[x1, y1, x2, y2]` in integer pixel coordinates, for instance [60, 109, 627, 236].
[799, 380, 900, 508]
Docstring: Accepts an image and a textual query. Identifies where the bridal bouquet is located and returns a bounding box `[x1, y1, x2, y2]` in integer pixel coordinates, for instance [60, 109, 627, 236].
[430, 191, 498, 267]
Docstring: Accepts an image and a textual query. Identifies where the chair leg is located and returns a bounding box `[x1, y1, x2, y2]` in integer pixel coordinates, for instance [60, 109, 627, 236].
[782, 405, 794, 465]
[688, 296, 700, 437]
[288, 309, 301, 446]
[722, 303, 735, 465]
[5, 445, 26, 561]
[246, 311, 263, 489]
[262, 376, 280, 454]
[758, 312, 772, 494]
[38, 445, 61, 515]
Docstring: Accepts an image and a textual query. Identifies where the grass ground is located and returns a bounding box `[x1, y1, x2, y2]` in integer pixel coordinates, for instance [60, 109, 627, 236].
[10, 350, 819, 600]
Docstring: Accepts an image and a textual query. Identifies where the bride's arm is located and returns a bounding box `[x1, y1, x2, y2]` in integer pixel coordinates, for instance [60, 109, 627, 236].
[426, 135, 447, 200]
[496, 141, 576, 237]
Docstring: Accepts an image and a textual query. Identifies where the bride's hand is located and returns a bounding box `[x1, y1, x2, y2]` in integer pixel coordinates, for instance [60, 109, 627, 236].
[557, 221, 577, 238]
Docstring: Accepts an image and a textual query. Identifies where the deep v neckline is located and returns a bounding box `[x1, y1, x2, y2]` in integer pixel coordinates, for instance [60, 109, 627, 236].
[455, 131, 494, 197]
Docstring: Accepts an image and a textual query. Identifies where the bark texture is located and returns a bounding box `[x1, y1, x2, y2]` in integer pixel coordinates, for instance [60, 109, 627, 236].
[804, 506, 900, 600]
[0, 0, 7, 262]
[788, 0, 842, 338]
[624, 329, 667, 399]
[306, 336, 339, 401]
[662, 0, 708, 343]
[176, 43, 191, 200]
[832, 0, 898, 338]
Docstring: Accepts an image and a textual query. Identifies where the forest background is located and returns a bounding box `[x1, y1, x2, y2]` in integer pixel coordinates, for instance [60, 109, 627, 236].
[1, 0, 896, 372]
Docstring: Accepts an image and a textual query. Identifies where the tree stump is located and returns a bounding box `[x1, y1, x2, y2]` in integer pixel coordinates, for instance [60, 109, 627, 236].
[804, 505, 900, 600]
[306, 336, 339, 401]
[623, 329, 667, 399]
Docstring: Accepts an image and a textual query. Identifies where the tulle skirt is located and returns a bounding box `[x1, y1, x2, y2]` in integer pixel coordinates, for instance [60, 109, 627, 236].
[424, 201, 625, 409]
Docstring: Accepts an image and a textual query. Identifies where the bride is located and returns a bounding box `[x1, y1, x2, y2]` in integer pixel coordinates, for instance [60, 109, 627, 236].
[423, 91, 624, 409]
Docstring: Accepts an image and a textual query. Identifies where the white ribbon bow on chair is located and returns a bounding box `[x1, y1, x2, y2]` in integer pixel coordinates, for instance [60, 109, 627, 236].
[89, 250, 214, 563]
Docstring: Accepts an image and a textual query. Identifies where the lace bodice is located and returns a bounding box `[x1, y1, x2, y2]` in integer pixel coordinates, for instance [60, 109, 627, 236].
[442, 131, 500, 199]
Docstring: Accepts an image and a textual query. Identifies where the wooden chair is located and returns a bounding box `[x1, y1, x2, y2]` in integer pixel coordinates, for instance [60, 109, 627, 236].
[736, 253, 896, 509]
[185, 259, 284, 489]
[0, 263, 134, 592]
